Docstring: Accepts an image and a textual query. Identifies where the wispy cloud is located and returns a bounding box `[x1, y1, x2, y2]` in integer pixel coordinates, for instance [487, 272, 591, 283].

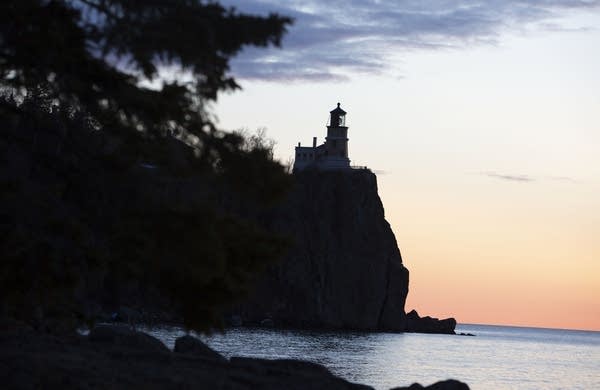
[546, 175, 579, 183]
[479, 171, 578, 183]
[372, 169, 388, 175]
[222, 0, 600, 81]
[481, 171, 535, 182]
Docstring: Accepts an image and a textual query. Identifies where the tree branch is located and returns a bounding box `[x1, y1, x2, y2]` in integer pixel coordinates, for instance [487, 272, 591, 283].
[77, 0, 121, 21]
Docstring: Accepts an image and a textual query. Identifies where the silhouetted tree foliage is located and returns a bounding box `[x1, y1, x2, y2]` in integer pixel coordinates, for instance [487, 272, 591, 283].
[1, 0, 290, 137]
[0, 1, 293, 332]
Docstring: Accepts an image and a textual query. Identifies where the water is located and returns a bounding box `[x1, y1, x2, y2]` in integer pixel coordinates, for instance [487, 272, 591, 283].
[145, 324, 600, 389]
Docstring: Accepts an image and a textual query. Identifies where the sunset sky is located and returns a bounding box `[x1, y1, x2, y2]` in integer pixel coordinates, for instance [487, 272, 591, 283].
[213, 1, 600, 331]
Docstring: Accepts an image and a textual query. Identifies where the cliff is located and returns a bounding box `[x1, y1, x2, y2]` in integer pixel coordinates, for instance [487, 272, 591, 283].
[236, 169, 408, 331]
[235, 168, 456, 334]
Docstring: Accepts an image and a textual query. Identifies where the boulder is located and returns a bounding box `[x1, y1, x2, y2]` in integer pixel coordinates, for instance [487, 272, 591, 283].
[229, 357, 374, 390]
[88, 325, 169, 353]
[391, 379, 470, 390]
[405, 310, 456, 334]
[174, 335, 226, 362]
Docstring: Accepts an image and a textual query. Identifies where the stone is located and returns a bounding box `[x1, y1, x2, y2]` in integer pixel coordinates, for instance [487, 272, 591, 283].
[88, 325, 169, 353]
[391, 379, 470, 390]
[405, 310, 456, 335]
[174, 335, 226, 362]
[229, 357, 374, 390]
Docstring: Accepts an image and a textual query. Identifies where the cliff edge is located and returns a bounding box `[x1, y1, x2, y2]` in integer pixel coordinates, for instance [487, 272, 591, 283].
[235, 169, 454, 333]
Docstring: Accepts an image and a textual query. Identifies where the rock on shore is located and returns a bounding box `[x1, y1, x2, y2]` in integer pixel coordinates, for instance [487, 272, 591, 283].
[0, 325, 469, 389]
[405, 310, 457, 335]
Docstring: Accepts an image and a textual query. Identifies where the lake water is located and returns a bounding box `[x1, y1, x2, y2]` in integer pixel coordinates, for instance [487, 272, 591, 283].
[145, 324, 600, 389]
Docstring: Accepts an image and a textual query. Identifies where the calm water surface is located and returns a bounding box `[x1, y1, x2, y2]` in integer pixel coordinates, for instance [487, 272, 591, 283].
[145, 324, 600, 389]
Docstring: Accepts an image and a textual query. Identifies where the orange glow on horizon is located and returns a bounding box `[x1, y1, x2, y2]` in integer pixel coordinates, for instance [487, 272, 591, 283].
[383, 173, 600, 332]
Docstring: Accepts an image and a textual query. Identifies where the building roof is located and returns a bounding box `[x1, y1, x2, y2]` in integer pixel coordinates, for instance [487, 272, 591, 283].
[330, 102, 346, 115]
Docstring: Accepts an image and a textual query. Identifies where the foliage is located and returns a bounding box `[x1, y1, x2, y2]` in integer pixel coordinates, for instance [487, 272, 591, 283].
[0, 0, 291, 138]
[0, 1, 293, 332]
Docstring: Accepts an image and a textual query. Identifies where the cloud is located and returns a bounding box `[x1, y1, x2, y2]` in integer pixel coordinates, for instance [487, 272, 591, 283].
[221, 0, 600, 81]
[480, 171, 535, 182]
[372, 169, 388, 175]
[479, 172, 579, 183]
[546, 175, 579, 183]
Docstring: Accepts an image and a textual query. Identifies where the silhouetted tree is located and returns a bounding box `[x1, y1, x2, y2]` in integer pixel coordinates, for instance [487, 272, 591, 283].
[1, 0, 290, 136]
[0, 1, 293, 332]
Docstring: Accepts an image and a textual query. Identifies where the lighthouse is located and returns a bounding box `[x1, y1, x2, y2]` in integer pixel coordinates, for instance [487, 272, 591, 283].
[293, 103, 352, 172]
[323, 102, 350, 168]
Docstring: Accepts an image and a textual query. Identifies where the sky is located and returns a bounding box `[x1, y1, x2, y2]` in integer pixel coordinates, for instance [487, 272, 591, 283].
[212, 1, 600, 331]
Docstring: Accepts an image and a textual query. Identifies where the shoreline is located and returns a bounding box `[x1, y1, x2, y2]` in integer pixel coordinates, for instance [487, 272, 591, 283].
[102, 305, 459, 336]
[1, 323, 469, 390]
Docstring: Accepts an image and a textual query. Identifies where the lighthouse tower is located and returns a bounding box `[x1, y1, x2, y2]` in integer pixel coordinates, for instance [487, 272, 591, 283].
[322, 102, 350, 169]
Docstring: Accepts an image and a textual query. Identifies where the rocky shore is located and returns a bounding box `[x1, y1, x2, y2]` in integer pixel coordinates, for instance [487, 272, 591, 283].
[0, 324, 469, 389]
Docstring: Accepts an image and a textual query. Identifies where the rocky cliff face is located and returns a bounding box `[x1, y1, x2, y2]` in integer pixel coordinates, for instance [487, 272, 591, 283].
[236, 169, 410, 331]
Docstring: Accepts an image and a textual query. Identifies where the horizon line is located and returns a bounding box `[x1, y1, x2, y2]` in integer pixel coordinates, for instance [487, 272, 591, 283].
[457, 322, 600, 333]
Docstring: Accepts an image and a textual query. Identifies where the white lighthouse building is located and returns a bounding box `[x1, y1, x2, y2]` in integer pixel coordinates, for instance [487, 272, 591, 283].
[293, 103, 351, 172]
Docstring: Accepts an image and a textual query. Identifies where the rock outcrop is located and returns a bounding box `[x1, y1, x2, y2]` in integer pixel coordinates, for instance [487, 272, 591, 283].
[174, 334, 227, 362]
[0, 325, 469, 389]
[405, 310, 457, 335]
[391, 380, 470, 390]
[235, 169, 454, 333]
[89, 324, 169, 353]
